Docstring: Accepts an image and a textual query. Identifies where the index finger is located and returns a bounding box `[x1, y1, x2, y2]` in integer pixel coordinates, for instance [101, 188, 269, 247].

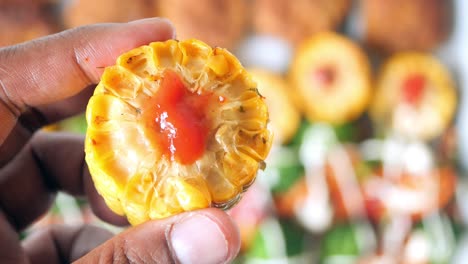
[0, 18, 175, 144]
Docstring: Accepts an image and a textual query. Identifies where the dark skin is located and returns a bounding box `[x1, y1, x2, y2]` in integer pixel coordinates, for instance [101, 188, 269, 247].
[0, 18, 240, 263]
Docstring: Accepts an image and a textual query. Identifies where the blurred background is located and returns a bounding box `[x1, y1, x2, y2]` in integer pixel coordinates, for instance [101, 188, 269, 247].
[3, 0, 468, 263]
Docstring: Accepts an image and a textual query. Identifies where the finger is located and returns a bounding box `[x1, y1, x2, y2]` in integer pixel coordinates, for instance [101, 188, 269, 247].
[0, 210, 28, 264]
[77, 209, 240, 264]
[22, 224, 114, 264]
[0, 122, 31, 166]
[0, 132, 126, 230]
[83, 165, 130, 226]
[0, 85, 94, 168]
[0, 17, 175, 143]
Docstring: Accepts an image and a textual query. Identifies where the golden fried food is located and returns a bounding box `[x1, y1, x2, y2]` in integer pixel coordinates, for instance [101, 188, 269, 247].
[290, 32, 371, 125]
[253, 0, 351, 45]
[63, 0, 155, 28]
[157, 0, 248, 49]
[363, 166, 457, 221]
[249, 69, 300, 144]
[370, 53, 457, 140]
[0, 3, 58, 47]
[85, 39, 272, 225]
[362, 0, 451, 52]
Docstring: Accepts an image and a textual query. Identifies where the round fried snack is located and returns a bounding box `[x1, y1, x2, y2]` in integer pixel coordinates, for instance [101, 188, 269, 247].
[253, 0, 351, 46]
[249, 69, 300, 144]
[85, 39, 273, 225]
[362, 0, 451, 53]
[370, 53, 457, 140]
[156, 0, 248, 49]
[290, 32, 371, 125]
[63, 0, 154, 28]
[0, 3, 58, 47]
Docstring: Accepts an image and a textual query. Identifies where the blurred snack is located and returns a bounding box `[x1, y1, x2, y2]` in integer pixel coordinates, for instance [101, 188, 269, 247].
[0, 0, 59, 3]
[249, 69, 301, 144]
[325, 145, 370, 221]
[85, 39, 272, 225]
[363, 166, 457, 222]
[252, 0, 351, 46]
[157, 0, 248, 49]
[0, 2, 59, 47]
[370, 53, 457, 140]
[435, 126, 458, 164]
[275, 145, 367, 221]
[290, 32, 371, 125]
[63, 0, 155, 28]
[274, 176, 308, 218]
[362, 0, 451, 53]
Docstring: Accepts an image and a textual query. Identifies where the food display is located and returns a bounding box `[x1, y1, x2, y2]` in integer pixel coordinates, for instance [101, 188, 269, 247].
[253, 0, 351, 46]
[5, 1, 467, 263]
[362, 0, 451, 53]
[290, 32, 372, 125]
[370, 52, 457, 140]
[62, 0, 155, 28]
[249, 69, 301, 144]
[0, 1, 59, 47]
[84, 39, 272, 225]
[157, 0, 248, 49]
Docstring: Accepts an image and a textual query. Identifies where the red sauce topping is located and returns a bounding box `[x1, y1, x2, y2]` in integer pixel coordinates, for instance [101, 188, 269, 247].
[401, 74, 426, 105]
[313, 66, 336, 90]
[143, 70, 213, 164]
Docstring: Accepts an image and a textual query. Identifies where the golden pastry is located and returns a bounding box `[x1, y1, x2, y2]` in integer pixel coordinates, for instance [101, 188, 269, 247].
[290, 32, 371, 125]
[85, 39, 272, 225]
[370, 53, 457, 140]
[249, 69, 300, 144]
[157, 0, 248, 49]
[63, 0, 155, 28]
[253, 0, 351, 45]
[362, 0, 451, 52]
[0, 3, 58, 47]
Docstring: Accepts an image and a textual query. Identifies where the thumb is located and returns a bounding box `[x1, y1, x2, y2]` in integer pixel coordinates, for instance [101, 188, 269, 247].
[75, 208, 240, 264]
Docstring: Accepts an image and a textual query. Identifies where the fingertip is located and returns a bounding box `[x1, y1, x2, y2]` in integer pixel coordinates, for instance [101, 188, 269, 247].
[168, 209, 241, 264]
[83, 170, 129, 227]
[76, 208, 240, 264]
[129, 17, 176, 39]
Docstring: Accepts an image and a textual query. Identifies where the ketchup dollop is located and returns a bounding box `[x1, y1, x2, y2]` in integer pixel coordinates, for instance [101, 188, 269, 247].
[401, 74, 426, 105]
[313, 66, 335, 89]
[144, 70, 213, 164]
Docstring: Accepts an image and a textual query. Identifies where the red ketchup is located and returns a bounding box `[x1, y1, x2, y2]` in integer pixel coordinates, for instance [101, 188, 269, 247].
[143, 70, 214, 164]
[401, 74, 426, 105]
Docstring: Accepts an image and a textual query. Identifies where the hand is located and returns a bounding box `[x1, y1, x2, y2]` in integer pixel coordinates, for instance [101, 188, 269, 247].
[0, 18, 240, 264]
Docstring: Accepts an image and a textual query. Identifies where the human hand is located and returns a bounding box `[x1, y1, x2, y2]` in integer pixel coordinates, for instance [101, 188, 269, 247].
[0, 18, 240, 264]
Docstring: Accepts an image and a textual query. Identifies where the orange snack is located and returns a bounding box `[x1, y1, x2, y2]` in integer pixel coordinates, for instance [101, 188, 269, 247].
[370, 53, 457, 140]
[362, 0, 451, 52]
[290, 32, 371, 125]
[63, 0, 155, 28]
[253, 0, 351, 45]
[157, 0, 248, 49]
[85, 39, 272, 225]
[249, 69, 301, 144]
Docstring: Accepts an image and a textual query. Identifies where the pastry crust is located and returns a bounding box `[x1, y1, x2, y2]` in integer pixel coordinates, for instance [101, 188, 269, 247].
[157, 0, 248, 49]
[290, 32, 371, 125]
[370, 53, 457, 140]
[363, 0, 451, 52]
[85, 39, 272, 225]
[63, 0, 155, 28]
[253, 0, 351, 45]
[0, 3, 58, 46]
[249, 69, 301, 144]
